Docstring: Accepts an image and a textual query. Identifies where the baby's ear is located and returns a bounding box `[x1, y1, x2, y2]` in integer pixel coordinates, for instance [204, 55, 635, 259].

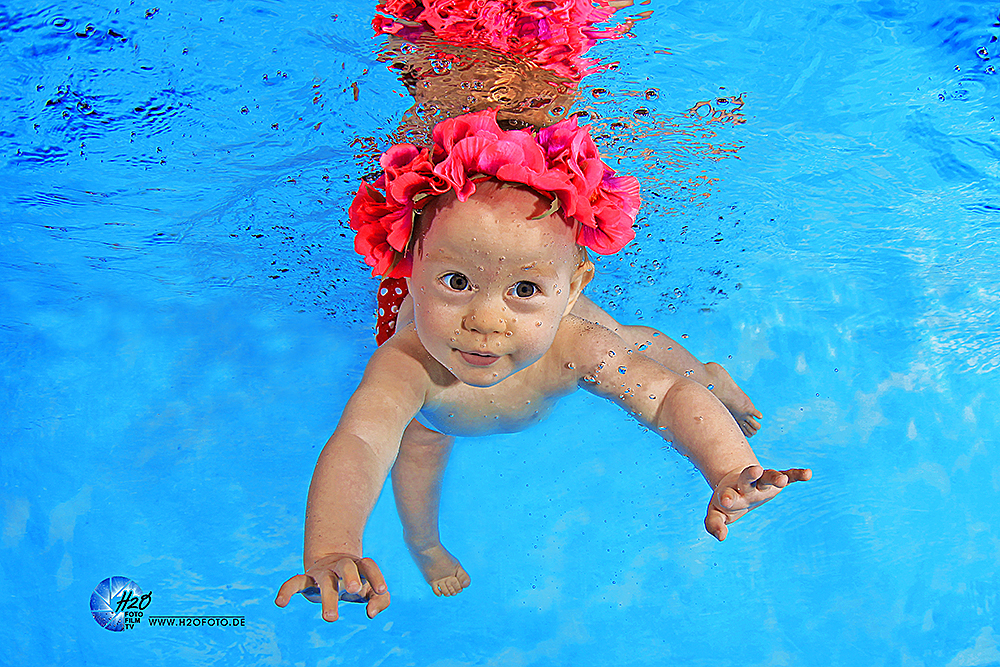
[564, 257, 595, 315]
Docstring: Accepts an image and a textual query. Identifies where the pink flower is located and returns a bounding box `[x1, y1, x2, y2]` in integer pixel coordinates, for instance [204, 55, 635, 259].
[581, 171, 640, 254]
[348, 109, 640, 277]
[373, 0, 630, 78]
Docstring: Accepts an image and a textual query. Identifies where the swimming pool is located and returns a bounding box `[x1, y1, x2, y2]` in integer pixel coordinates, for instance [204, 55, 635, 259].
[2, 0, 998, 664]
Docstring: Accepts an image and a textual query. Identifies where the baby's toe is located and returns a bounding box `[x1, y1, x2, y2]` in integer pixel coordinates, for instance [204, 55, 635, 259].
[741, 417, 760, 437]
[431, 577, 456, 596]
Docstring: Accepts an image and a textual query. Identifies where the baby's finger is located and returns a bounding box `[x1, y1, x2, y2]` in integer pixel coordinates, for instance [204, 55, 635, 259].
[313, 570, 343, 622]
[333, 558, 365, 596]
[357, 557, 388, 596]
[737, 465, 764, 494]
[716, 484, 737, 509]
[705, 506, 729, 541]
[366, 590, 391, 619]
[755, 468, 789, 491]
[275, 574, 314, 607]
[781, 468, 813, 483]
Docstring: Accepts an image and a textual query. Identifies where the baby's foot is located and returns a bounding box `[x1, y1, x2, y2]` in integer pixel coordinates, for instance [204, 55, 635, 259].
[409, 543, 471, 597]
[704, 362, 762, 437]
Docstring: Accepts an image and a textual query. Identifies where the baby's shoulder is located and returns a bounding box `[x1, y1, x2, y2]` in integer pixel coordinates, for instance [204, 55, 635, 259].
[367, 323, 451, 388]
[552, 314, 633, 377]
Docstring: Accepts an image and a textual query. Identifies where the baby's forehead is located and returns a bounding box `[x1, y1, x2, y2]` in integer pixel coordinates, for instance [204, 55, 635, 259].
[419, 181, 578, 247]
[415, 219, 583, 280]
[427, 181, 553, 221]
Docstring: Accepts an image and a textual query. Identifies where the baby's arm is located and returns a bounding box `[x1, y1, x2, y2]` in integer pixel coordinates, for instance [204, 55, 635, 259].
[568, 319, 810, 540]
[274, 343, 428, 620]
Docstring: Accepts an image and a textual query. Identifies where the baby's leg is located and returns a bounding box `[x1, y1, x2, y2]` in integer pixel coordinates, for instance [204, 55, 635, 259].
[571, 295, 762, 436]
[391, 419, 471, 596]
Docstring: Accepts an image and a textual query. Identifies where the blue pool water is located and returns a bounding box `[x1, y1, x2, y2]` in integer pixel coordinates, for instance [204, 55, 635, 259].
[2, 0, 999, 665]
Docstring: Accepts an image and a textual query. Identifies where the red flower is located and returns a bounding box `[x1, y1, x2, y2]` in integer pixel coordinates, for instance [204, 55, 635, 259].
[348, 109, 640, 277]
[373, 0, 630, 78]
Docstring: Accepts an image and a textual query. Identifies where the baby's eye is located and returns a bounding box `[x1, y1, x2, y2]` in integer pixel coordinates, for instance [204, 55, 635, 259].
[442, 272, 470, 291]
[512, 281, 539, 298]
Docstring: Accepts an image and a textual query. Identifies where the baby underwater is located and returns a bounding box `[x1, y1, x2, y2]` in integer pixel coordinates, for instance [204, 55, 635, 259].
[275, 110, 811, 621]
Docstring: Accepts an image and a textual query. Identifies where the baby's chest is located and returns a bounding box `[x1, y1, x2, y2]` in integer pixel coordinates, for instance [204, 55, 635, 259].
[421, 377, 572, 436]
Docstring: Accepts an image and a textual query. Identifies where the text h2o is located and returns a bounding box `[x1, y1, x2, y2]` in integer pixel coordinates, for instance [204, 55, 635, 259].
[114, 589, 153, 615]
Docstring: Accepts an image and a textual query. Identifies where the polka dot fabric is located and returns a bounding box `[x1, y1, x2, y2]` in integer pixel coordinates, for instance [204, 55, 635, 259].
[375, 276, 409, 346]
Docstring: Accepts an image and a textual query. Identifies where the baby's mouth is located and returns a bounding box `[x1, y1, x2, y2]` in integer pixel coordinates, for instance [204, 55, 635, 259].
[458, 350, 500, 367]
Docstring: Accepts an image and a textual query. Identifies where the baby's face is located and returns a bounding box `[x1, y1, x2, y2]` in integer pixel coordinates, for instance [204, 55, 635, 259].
[407, 183, 586, 387]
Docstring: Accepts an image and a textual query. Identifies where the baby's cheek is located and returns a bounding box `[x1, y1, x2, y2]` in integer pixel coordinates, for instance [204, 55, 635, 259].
[525, 320, 560, 354]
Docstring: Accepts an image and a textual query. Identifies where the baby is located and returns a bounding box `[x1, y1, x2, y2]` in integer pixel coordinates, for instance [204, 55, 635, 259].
[275, 110, 810, 622]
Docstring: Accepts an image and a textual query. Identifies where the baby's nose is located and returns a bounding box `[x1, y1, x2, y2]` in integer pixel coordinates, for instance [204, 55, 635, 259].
[465, 297, 508, 335]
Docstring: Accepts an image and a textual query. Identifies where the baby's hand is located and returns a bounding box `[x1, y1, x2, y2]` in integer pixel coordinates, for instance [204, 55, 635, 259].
[274, 554, 390, 621]
[705, 465, 812, 541]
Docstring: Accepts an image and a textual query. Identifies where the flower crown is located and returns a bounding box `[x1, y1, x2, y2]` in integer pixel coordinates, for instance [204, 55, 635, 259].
[348, 109, 641, 278]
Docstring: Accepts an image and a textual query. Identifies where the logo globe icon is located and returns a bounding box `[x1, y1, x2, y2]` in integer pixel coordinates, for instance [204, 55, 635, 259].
[91, 577, 143, 631]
